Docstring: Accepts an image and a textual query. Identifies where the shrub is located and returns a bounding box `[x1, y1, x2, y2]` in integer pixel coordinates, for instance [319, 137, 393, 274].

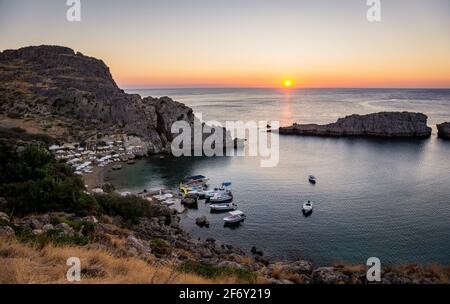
[101, 183, 115, 194]
[94, 194, 170, 224]
[0, 219, 9, 228]
[0, 127, 53, 144]
[6, 112, 22, 119]
[0, 143, 98, 216]
[10, 127, 26, 133]
[13, 226, 89, 247]
[178, 261, 256, 283]
[150, 238, 171, 256]
[51, 218, 96, 236]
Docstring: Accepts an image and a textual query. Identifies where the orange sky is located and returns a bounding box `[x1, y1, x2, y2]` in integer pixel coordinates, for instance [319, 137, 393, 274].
[1, 0, 449, 88]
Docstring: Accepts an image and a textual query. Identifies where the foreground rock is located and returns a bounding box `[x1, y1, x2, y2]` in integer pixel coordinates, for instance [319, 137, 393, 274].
[279, 112, 432, 138]
[1, 210, 449, 283]
[437, 122, 450, 139]
[0, 211, 10, 223]
[312, 267, 351, 284]
[195, 216, 210, 228]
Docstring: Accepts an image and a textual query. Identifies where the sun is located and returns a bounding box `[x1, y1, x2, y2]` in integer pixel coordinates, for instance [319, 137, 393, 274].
[283, 79, 293, 88]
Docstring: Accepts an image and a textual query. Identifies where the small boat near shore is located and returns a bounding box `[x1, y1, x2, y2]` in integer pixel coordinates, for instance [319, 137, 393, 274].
[302, 200, 314, 214]
[153, 193, 174, 201]
[161, 198, 178, 206]
[210, 191, 233, 204]
[308, 175, 316, 184]
[210, 202, 237, 212]
[205, 182, 233, 201]
[180, 184, 209, 200]
[224, 210, 246, 225]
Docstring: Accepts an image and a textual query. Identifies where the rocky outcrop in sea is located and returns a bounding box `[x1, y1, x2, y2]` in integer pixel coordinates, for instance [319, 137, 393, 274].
[279, 112, 432, 138]
[437, 122, 450, 139]
[0, 45, 233, 153]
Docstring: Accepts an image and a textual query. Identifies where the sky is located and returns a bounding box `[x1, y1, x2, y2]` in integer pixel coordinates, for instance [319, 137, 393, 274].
[1, 0, 449, 88]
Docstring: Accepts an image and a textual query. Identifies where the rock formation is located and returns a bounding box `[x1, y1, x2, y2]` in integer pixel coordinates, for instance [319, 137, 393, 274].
[437, 122, 450, 139]
[0, 45, 233, 153]
[279, 112, 432, 138]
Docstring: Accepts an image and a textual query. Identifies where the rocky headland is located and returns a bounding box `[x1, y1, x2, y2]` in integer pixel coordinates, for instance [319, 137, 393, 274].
[279, 112, 432, 138]
[437, 122, 450, 139]
[0, 45, 234, 153]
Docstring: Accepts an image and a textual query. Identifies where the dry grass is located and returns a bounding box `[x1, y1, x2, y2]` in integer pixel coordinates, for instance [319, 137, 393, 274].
[0, 117, 67, 138]
[0, 237, 252, 284]
[332, 261, 450, 283]
[269, 264, 310, 284]
[385, 263, 450, 284]
[332, 261, 366, 275]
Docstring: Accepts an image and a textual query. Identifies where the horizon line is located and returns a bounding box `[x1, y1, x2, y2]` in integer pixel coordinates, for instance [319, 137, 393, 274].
[123, 86, 450, 90]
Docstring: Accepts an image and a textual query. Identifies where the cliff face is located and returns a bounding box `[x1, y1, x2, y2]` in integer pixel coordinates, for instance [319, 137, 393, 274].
[279, 112, 432, 138]
[437, 122, 450, 139]
[0, 45, 198, 153]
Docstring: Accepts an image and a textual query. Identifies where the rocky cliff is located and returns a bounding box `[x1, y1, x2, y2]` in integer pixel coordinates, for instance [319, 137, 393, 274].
[0, 45, 229, 153]
[437, 122, 450, 139]
[279, 112, 432, 138]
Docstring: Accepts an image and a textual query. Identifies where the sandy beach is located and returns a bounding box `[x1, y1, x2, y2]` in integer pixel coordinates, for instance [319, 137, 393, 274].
[83, 163, 118, 190]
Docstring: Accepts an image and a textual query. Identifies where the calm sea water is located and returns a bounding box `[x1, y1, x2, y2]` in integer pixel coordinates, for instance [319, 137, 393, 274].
[107, 88, 450, 266]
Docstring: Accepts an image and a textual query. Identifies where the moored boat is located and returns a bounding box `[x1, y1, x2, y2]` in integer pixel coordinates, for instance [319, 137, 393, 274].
[153, 193, 174, 201]
[161, 198, 178, 206]
[302, 200, 314, 213]
[223, 210, 246, 225]
[205, 182, 233, 201]
[210, 191, 233, 204]
[210, 202, 237, 212]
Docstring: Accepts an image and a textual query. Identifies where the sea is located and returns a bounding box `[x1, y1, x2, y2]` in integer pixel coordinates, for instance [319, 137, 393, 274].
[105, 88, 450, 266]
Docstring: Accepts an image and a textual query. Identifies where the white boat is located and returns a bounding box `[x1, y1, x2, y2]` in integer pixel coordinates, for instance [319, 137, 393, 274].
[162, 198, 177, 206]
[210, 191, 233, 204]
[308, 175, 316, 184]
[204, 189, 220, 199]
[302, 200, 314, 213]
[153, 193, 174, 201]
[224, 210, 246, 224]
[205, 182, 233, 201]
[186, 185, 206, 195]
[180, 183, 208, 198]
[210, 203, 237, 212]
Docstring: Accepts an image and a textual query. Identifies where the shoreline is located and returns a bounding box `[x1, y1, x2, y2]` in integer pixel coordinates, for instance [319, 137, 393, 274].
[83, 162, 117, 190]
